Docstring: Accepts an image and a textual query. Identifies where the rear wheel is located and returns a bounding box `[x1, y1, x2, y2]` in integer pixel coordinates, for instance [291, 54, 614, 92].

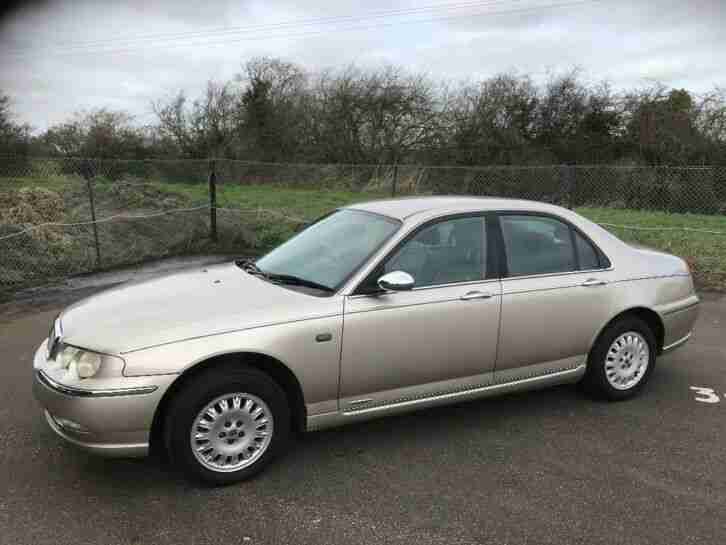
[164, 365, 291, 485]
[582, 317, 657, 400]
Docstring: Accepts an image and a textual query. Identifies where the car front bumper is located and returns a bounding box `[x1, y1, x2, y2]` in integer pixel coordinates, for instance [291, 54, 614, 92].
[32, 341, 177, 458]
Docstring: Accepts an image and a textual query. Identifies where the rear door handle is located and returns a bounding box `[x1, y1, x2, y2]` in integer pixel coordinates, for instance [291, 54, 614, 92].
[581, 278, 608, 287]
[460, 290, 492, 300]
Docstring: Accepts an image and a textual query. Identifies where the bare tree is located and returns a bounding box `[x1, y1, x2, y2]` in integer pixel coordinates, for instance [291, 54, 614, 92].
[142, 58, 726, 165]
[445, 72, 539, 164]
[695, 87, 726, 145]
[152, 91, 192, 156]
[152, 80, 237, 158]
[0, 91, 31, 155]
[236, 57, 310, 161]
[533, 69, 590, 162]
[43, 108, 144, 158]
[621, 83, 710, 164]
[309, 64, 443, 164]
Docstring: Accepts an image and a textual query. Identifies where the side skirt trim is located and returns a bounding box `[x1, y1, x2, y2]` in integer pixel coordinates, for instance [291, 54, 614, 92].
[306, 363, 585, 431]
[344, 363, 585, 416]
[662, 332, 692, 353]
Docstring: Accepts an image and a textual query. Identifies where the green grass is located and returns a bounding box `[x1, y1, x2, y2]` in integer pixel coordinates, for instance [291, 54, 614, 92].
[0, 176, 84, 193]
[144, 183, 391, 252]
[159, 185, 726, 290]
[576, 206, 726, 231]
[2, 176, 725, 291]
[577, 207, 726, 289]
[155, 182, 389, 219]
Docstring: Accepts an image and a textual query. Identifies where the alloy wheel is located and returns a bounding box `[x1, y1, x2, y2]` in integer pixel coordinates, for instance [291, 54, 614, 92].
[604, 331, 650, 391]
[190, 393, 274, 472]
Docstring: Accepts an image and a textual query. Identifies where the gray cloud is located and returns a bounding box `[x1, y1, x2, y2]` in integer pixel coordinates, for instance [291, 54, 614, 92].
[0, 0, 724, 131]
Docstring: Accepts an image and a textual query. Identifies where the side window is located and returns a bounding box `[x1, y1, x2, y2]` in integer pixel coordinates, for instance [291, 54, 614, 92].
[575, 231, 601, 270]
[500, 215, 576, 277]
[384, 217, 486, 288]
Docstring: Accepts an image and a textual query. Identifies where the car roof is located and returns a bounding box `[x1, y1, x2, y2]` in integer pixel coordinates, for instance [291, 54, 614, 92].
[345, 196, 569, 221]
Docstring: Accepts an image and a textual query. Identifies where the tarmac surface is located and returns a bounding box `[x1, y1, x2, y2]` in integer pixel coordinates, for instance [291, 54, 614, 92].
[1, 273, 725, 544]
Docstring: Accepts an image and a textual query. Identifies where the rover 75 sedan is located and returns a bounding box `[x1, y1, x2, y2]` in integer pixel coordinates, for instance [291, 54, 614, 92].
[33, 196, 699, 484]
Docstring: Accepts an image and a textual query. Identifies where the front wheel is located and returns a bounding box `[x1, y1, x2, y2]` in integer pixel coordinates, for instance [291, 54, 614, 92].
[582, 317, 657, 401]
[164, 365, 291, 485]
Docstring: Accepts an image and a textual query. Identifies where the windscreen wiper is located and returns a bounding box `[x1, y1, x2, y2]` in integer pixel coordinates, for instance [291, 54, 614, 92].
[235, 259, 267, 277]
[235, 260, 333, 292]
[266, 273, 334, 293]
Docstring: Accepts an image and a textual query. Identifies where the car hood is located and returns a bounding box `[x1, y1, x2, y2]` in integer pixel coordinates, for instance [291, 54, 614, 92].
[59, 262, 341, 354]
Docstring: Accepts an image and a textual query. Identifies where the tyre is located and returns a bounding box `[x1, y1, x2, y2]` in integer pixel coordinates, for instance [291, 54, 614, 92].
[164, 364, 291, 485]
[582, 316, 657, 401]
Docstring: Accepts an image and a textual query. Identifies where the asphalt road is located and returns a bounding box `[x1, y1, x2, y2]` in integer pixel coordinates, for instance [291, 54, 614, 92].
[1, 289, 725, 545]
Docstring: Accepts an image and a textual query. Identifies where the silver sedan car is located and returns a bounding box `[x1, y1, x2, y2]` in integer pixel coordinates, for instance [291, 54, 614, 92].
[33, 197, 699, 484]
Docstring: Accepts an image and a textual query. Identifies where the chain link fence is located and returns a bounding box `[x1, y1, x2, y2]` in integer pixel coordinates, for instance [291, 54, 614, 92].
[2, 156, 725, 297]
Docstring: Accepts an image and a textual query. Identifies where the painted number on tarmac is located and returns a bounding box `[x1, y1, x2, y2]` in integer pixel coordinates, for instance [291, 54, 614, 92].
[690, 386, 721, 404]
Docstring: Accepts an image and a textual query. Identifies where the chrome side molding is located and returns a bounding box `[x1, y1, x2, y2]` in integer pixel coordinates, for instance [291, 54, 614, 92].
[36, 370, 158, 398]
[307, 363, 586, 431]
[662, 332, 692, 353]
[348, 398, 373, 406]
[344, 364, 585, 416]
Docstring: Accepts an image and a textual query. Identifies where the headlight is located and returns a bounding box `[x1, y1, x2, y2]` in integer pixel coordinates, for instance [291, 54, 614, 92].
[58, 346, 80, 369]
[77, 351, 102, 378]
[51, 344, 104, 379]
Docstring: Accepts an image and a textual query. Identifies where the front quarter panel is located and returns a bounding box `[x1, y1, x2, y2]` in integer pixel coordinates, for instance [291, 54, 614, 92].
[122, 309, 344, 416]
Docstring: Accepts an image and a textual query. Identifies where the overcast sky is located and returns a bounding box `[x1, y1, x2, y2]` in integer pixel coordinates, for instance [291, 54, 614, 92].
[0, 0, 724, 131]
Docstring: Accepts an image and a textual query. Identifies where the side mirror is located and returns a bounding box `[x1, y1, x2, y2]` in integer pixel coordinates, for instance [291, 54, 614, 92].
[377, 270, 415, 292]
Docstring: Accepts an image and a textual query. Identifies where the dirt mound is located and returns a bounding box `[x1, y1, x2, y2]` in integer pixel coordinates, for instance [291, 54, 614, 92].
[94, 181, 186, 211]
[0, 187, 64, 225]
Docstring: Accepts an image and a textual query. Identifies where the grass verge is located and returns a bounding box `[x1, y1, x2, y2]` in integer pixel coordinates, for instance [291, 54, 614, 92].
[1, 177, 724, 292]
[577, 207, 726, 290]
[133, 185, 726, 290]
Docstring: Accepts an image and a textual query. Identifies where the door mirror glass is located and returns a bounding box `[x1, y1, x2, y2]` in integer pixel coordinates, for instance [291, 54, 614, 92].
[377, 271, 415, 292]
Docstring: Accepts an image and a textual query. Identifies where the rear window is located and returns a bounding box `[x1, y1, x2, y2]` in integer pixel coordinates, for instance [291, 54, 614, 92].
[500, 215, 576, 276]
[575, 231, 601, 270]
[499, 214, 608, 276]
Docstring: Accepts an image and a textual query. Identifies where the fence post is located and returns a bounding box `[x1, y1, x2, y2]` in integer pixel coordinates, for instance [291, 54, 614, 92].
[84, 165, 102, 269]
[569, 164, 577, 209]
[391, 162, 398, 197]
[208, 159, 218, 243]
[560, 164, 576, 209]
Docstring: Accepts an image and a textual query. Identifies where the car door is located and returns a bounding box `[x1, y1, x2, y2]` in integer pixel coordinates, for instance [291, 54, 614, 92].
[494, 212, 614, 383]
[339, 214, 501, 413]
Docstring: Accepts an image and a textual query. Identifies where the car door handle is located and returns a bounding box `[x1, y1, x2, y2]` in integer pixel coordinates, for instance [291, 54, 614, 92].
[460, 291, 492, 300]
[581, 278, 608, 287]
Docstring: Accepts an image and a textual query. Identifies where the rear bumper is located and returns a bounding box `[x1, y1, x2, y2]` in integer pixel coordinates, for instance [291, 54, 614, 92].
[661, 298, 699, 354]
[32, 342, 177, 458]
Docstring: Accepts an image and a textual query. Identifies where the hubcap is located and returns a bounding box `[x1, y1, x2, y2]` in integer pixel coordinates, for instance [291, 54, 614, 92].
[190, 393, 273, 473]
[604, 331, 650, 390]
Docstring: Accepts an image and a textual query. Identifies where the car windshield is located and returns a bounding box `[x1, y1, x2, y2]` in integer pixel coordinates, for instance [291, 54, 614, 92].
[255, 209, 400, 291]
